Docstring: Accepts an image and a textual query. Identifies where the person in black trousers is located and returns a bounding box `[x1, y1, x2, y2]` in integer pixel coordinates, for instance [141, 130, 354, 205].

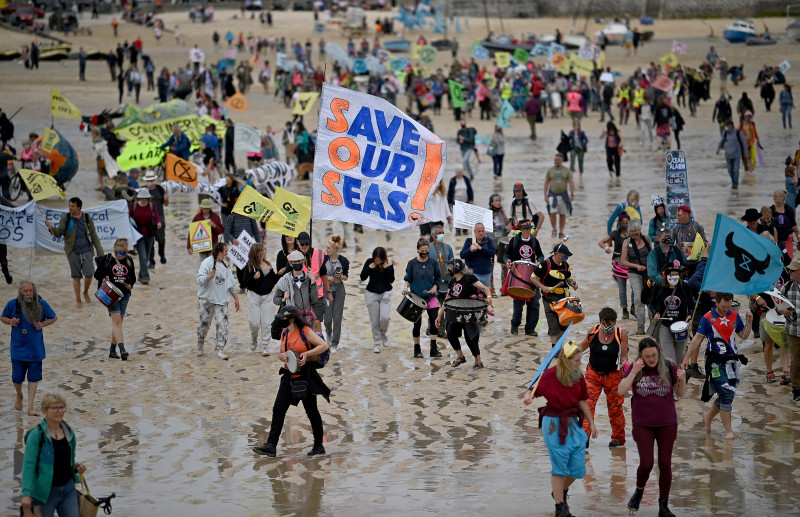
[224, 118, 236, 173]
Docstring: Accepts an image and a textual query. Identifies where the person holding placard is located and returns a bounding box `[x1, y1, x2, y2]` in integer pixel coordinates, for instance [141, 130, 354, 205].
[196, 242, 241, 359]
[187, 199, 223, 259]
[224, 211, 262, 293]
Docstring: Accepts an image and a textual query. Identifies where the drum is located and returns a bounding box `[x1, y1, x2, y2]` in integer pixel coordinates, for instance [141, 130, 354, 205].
[95, 281, 123, 308]
[286, 350, 302, 373]
[549, 296, 585, 326]
[670, 321, 690, 342]
[764, 310, 787, 349]
[507, 261, 537, 298]
[444, 298, 488, 324]
[397, 292, 427, 322]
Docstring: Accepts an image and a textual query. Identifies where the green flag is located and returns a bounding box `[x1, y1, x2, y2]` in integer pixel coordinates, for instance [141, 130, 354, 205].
[513, 47, 530, 63]
[449, 80, 466, 109]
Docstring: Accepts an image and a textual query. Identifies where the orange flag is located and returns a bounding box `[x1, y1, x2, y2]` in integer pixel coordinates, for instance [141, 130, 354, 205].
[224, 92, 250, 111]
[165, 153, 199, 187]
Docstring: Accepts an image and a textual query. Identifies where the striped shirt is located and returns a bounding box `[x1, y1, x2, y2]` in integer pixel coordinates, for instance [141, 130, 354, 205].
[783, 280, 800, 337]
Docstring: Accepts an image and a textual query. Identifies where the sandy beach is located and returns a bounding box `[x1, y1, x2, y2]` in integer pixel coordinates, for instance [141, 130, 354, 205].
[1, 8, 799, 516]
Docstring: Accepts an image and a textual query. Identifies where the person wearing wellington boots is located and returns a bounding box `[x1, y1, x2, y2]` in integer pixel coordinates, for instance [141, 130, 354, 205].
[253, 305, 330, 457]
[94, 238, 136, 360]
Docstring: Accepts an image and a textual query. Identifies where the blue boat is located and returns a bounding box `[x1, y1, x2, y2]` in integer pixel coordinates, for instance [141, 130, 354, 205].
[723, 19, 757, 43]
[384, 39, 411, 53]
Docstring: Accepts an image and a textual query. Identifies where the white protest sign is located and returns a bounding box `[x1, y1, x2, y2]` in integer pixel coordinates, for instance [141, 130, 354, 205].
[234, 122, 262, 153]
[778, 60, 791, 74]
[577, 45, 594, 61]
[35, 200, 142, 253]
[453, 200, 493, 231]
[312, 83, 446, 232]
[227, 230, 255, 269]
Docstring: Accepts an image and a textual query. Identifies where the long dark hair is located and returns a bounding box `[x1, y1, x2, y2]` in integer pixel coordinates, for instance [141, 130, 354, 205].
[281, 234, 297, 254]
[372, 246, 388, 263]
[286, 307, 311, 330]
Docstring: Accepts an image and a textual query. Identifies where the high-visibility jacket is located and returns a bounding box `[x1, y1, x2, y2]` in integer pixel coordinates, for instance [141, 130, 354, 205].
[632, 88, 645, 108]
[617, 86, 631, 105]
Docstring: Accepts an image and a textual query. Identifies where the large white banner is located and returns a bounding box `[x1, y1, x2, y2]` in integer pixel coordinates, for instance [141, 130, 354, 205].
[36, 200, 141, 253]
[0, 201, 38, 249]
[246, 162, 296, 198]
[312, 83, 446, 231]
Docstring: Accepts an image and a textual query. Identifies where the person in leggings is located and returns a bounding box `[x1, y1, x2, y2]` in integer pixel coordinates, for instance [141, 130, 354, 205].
[435, 259, 492, 369]
[618, 338, 686, 517]
[403, 238, 441, 359]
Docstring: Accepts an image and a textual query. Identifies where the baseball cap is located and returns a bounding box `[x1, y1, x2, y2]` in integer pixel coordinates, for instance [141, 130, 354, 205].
[275, 304, 299, 318]
[553, 243, 572, 257]
[297, 231, 311, 244]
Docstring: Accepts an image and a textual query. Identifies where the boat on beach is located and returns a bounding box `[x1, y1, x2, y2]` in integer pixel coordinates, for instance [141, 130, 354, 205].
[788, 19, 800, 42]
[384, 38, 411, 52]
[480, 36, 535, 55]
[723, 19, 757, 43]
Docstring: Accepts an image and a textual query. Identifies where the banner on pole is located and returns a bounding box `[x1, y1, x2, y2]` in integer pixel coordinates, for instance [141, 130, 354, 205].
[19, 169, 66, 201]
[165, 153, 199, 187]
[35, 200, 141, 253]
[50, 89, 82, 120]
[232, 185, 288, 226]
[272, 187, 311, 237]
[311, 83, 446, 231]
[665, 151, 691, 228]
[233, 123, 262, 153]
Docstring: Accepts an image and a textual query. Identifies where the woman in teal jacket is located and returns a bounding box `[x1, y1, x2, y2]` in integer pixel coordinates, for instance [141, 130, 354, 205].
[21, 393, 87, 517]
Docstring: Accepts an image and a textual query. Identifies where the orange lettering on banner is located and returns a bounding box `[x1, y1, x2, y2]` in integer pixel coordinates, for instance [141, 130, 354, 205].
[409, 141, 443, 221]
[326, 98, 350, 132]
[321, 171, 343, 205]
[328, 137, 360, 170]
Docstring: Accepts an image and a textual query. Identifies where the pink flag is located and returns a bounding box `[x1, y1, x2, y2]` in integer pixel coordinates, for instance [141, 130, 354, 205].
[671, 40, 686, 55]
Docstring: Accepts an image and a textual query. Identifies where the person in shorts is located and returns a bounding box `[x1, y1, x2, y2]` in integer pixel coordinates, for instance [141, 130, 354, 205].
[94, 238, 136, 360]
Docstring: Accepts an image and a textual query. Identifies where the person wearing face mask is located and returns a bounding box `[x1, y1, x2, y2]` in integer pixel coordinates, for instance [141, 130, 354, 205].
[196, 242, 241, 359]
[93, 238, 136, 360]
[435, 259, 492, 369]
[404, 239, 442, 359]
[295, 232, 331, 332]
[576, 307, 629, 448]
[606, 189, 641, 235]
[273, 250, 324, 333]
[620, 219, 652, 335]
[647, 226, 685, 287]
[650, 261, 693, 364]
[143, 170, 169, 268]
[322, 236, 349, 351]
[276, 235, 299, 276]
[531, 243, 579, 346]
[599, 212, 632, 320]
[429, 224, 453, 337]
[504, 219, 544, 335]
[671, 205, 706, 257]
[648, 195, 669, 242]
[218, 173, 241, 240]
[618, 338, 686, 517]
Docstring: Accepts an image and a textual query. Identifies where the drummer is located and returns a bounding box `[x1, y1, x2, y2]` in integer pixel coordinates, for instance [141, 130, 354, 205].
[430, 224, 455, 338]
[531, 243, 578, 346]
[650, 261, 693, 364]
[403, 238, 442, 359]
[435, 259, 493, 369]
[504, 219, 544, 336]
[93, 238, 136, 360]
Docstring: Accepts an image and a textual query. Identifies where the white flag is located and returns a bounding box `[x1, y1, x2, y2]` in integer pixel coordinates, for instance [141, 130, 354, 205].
[234, 122, 262, 153]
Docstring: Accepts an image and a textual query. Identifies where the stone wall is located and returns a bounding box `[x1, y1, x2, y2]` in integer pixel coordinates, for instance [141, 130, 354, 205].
[452, 0, 788, 19]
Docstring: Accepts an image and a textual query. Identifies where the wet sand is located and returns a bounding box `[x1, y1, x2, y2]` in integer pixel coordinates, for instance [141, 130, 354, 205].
[1, 10, 799, 516]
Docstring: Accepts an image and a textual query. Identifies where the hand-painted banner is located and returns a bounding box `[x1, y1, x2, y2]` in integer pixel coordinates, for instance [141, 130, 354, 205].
[228, 230, 256, 269]
[671, 40, 686, 55]
[513, 48, 529, 63]
[530, 43, 549, 56]
[418, 45, 437, 65]
[652, 73, 674, 93]
[246, 162, 296, 198]
[35, 200, 141, 253]
[571, 56, 594, 77]
[161, 180, 223, 205]
[577, 45, 595, 61]
[665, 150, 691, 227]
[40, 128, 60, 153]
[225, 92, 250, 111]
[116, 141, 166, 170]
[115, 114, 225, 145]
[189, 219, 213, 253]
[472, 45, 489, 61]
[0, 201, 37, 248]
[233, 122, 262, 153]
[453, 200, 493, 231]
[659, 51, 679, 68]
[50, 88, 81, 120]
[312, 83, 446, 231]
[272, 187, 312, 237]
[293, 92, 320, 115]
[19, 169, 66, 201]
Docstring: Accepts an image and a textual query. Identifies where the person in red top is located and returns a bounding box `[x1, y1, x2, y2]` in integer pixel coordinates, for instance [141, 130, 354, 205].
[618, 337, 686, 517]
[134, 37, 143, 51]
[252, 305, 330, 458]
[524, 342, 597, 517]
[187, 199, 223, 259]
[129, 189, 161, 285]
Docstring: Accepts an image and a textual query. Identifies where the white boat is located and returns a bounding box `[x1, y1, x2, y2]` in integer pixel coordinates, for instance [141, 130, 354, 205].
[723, 19, 757, 43]
[594, 23, 628, 45]
[788, 18, 800, 42]
[562, 34, 590, 49]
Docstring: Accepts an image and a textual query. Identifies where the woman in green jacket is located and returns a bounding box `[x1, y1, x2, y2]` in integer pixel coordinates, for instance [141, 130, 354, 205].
[21, 393, 87, 517]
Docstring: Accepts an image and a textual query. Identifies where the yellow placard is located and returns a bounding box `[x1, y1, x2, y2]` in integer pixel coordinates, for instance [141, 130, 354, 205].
[556, 55, 573, 75]
[571, 56, 594, 78]
[19, 168, 66, 201]
[597, 51, 606, 69]
[50, 89, 82, 121]
[659, 51, 679, 68]
[271, 187, 311, 237]
[40, 128, 61, 153]
[189, 219, 213, 253]
[495, 52, 511, 69]
[164, 153, 198, 187]
[292, 92, 320, 115]
[232, 185, 288, 226]
[224, 92, 250, 111]
[412, 44, 422, 60]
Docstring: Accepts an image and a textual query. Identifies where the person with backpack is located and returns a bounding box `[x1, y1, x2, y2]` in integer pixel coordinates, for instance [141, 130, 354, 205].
[252, 304, 330, 457]
[93, 238, 136, 361]
[650, 261, 694, 364]
[647, 225, 686, 286]
[712, 93, 733, 135]
[600, 81, 615, 122]
[531, 243, 579, 346]
[2, 281, 57, 416]
[576, 307, 629, 448]
[619, 338, 686, 517]
[716, 119, 749, 189]
[620, 219, 652, 335]
[20, 393, 88, 517]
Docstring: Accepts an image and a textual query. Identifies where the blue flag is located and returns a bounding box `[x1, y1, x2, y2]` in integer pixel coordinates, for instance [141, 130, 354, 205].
[700, 214, 783, 295]
[496, 99, 514, 128]
[527, 323, 573, 389]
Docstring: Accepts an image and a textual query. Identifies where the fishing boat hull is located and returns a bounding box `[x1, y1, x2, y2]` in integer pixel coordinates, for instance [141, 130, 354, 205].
[384, 39, 411, 52]
[745, 36, 777, 45]
[481, 39, 534, 55]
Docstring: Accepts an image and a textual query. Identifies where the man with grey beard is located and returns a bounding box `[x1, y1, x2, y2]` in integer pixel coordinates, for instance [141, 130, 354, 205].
[1, 281, 57, 416]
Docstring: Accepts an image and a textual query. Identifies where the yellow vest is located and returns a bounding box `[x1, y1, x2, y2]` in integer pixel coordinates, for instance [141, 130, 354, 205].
[632, 88, 645, 108]
[501, 82, 512, 100]
[617, 86, 631, 104]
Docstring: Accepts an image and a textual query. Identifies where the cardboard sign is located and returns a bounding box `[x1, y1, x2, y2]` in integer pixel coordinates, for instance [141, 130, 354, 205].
[189, 219, 213, 253]
[227, 230, 255, 269]
[453, 200, 493, 231]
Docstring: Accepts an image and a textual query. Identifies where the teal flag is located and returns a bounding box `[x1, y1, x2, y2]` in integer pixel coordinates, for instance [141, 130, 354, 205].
[448, 80, 466, 109]
[700, 214, 783, 295]
[496, 99, 514, 128]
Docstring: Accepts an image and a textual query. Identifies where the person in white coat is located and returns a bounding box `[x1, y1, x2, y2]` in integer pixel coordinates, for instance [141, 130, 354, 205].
[196, 242, 241, 359]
